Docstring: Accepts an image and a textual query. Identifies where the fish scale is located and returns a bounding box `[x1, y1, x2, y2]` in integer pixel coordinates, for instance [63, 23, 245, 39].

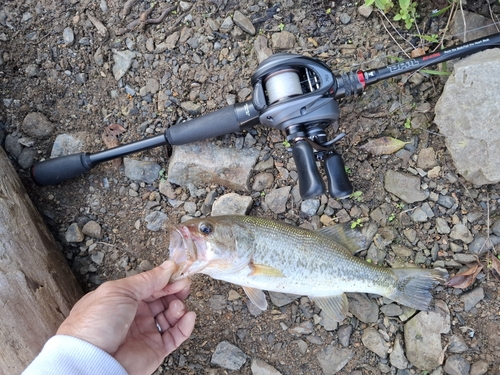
[169, 215, 447, 321]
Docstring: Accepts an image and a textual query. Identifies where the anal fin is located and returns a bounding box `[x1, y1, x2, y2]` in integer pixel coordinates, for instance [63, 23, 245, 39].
[243, 286, 268, 310]
[312, 294, 349, 322]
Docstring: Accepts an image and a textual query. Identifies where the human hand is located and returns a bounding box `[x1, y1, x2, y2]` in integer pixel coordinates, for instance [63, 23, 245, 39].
[57, 260, 196, 375]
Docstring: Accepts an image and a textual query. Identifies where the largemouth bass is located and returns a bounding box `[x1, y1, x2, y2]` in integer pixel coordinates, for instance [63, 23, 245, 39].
[169, 215, 447, 321]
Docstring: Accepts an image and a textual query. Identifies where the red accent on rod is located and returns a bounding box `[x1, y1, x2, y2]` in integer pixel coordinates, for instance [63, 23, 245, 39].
[357, 71, 366, 89]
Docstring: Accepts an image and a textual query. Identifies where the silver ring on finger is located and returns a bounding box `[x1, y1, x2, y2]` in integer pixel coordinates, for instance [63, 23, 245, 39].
[155, 320, 162, 333]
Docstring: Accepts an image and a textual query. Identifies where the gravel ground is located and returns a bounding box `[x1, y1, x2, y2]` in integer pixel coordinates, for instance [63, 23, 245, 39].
[1, 1, 500, 374]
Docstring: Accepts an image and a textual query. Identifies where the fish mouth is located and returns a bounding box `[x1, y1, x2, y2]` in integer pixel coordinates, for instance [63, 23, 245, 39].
[168, 224, 208, 281]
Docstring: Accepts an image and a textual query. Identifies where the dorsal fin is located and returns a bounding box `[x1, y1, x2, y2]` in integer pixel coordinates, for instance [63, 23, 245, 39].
[317, 224, 367, 254]
[311, 294, 349, 322]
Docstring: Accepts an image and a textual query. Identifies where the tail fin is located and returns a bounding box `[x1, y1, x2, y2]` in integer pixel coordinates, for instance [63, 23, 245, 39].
[387, 268, 448, 311]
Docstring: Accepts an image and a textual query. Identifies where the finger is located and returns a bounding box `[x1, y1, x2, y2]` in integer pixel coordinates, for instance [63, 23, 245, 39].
[147, 294, 180, 317]
[112, 260, 178, 301]
[174, 284, 191, 301]
[162, 311, 196, 355]
[144, 278, 191, 302]
[154, 310, 170, 333]
[164, 299, 189, 326]
[154, 298, 186, 332]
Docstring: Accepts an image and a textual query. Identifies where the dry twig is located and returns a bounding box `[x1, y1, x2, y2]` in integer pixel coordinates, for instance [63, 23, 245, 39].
[432, 1, 456, 53]
[120, 0, 138, 20]
[116, 5, 176, 36]
[86, 12, 109, 38]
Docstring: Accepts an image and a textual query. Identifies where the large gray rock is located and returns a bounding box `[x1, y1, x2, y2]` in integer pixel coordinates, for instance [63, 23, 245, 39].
[384, 170, 428, 203]
[361, 328, 387, 358]
[211, 193, 252, 216]
[124, 158, 161, 184]
[434, 49, 500, 186]
[233, 11, 255, 35]
[211, 341, 247, 370]
[112, 49, 137, 81]
[50, 133, 84, 158]
[316, 345, 354, 374]
[404, 300, 450, 371]
[251, 358, 282, 375]
[451, 10, 498, 41]
[168, 141, 260, 192]
[22, 112, 55, 139]
[347, 293, 379, 323]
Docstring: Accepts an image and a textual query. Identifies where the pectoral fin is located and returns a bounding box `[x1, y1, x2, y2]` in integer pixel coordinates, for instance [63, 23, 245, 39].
[249, 263, 286, 277]
[243, 286, 268, 310]
[312, 294, 349, 322]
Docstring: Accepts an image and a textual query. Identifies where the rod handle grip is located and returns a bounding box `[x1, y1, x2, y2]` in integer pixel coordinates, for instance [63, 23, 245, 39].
[31, 153, 94, 186]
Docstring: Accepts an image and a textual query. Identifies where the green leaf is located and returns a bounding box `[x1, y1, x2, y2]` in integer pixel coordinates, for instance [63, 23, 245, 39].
[394, 14, 402, 20]
[375, 0, 393, 11]
[399, 0, 410, 9]
[430, 6, 450, 17]
[414, 34, 439, 43]
[359, 136, 409, 155]
[420, 69, 451, 76]
[387, 55, 405, 62]
[350, 191, 363, 202]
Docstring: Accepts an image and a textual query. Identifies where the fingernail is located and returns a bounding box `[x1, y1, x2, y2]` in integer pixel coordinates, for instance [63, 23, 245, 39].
[160, 260, 176, 270]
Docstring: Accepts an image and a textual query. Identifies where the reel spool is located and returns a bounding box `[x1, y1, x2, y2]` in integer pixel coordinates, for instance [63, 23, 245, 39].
[264, 69, 303, 104]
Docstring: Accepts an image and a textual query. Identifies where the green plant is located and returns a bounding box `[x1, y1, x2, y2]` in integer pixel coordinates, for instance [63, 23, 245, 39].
[364, 0, 418, 29]
[351, 218, 363, 229]
[419, 69, 451, 76]
[159, 168, 167, 181]
[282, 139, 291, 148]
[394, 0, 417, 29]
[396, 203, 404, 209]
[414, 33, 439, 43]
[364, 0, 394, 12]
[278, 23, 285, 31]
[388, 213, 396, 222]
[345, 166, 352, 174]
[350, 191, 363, 201]
[404, 118, 411, 129]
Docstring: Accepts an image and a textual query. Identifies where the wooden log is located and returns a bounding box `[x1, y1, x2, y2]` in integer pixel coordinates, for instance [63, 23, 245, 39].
[0, 147, 83, 375]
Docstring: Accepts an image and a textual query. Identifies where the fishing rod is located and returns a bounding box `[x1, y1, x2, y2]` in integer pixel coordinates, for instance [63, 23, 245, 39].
[31, 32, 500, 199]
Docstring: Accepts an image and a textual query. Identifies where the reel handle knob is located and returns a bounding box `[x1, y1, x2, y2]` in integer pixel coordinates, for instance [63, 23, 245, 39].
[324, 152, 353, 199]
[292, 140, 326, 200]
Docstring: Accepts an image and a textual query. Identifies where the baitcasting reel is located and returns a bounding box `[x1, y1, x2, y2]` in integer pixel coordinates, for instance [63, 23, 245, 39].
[31, 32, 500, 201]
[251, 54, 357, 199]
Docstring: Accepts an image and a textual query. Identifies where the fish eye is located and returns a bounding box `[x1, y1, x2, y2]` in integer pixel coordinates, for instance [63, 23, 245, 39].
[199, 222, 213, 235]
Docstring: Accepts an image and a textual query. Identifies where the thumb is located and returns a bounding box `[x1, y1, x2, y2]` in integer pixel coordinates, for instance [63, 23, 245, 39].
[114, 260, 178, 301]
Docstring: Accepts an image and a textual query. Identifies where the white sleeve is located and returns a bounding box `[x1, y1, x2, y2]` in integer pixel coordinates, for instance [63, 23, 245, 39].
[22, 335, 129, 375]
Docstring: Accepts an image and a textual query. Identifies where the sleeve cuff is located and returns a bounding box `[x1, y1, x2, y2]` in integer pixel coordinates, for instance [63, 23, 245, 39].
[22, 335, 128, 375]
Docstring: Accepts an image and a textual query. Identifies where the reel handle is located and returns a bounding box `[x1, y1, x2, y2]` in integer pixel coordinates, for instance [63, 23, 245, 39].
[324, 152, 353, 199]
[291, 140, 326, 199]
